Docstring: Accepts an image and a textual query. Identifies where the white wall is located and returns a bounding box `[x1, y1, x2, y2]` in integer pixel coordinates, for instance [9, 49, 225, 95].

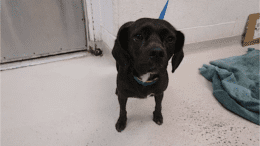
[88, 0, 259, 50]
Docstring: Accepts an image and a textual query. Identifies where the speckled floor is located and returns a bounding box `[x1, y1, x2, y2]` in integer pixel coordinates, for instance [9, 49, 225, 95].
[1, 38, 259, 146]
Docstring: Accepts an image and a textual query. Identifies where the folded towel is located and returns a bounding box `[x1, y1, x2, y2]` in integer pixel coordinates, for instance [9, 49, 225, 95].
[199, 48, 260, 125]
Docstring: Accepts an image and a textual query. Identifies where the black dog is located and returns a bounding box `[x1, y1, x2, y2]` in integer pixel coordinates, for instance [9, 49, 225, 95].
[112, 18, 184, 132]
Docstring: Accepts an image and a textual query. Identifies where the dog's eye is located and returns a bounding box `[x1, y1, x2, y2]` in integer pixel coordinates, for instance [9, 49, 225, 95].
[134, 34, 143, 41]
[167, 37, 175, 43]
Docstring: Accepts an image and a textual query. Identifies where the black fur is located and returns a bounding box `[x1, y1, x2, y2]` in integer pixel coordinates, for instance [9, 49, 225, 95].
[112, 18, 185, 132]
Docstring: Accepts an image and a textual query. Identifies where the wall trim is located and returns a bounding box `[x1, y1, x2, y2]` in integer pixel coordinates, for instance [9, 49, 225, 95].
[1, 36, 246, 71]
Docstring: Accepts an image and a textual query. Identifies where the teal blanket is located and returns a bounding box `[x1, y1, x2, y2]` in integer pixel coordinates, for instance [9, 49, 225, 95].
[199, 48, 260, 125]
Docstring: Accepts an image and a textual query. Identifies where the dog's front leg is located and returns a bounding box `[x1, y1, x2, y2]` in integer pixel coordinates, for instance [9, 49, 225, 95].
[153, 93, 163, 125]
[115, 92, 128, 132]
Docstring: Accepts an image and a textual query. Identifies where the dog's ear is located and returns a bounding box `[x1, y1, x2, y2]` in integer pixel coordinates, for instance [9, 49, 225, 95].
[112, 22, 134, 69]
[171, 31, 185, 73]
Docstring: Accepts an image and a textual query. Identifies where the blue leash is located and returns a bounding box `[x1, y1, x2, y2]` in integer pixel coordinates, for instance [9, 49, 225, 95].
[159, 0, 169, 20]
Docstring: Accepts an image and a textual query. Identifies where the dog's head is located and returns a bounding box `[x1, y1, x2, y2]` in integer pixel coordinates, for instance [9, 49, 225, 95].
[112, 18, 184, 76]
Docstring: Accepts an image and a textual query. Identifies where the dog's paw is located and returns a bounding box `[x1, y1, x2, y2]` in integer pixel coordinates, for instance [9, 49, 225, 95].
[115, 118, 127, 132]
[153, 111, 163, 125]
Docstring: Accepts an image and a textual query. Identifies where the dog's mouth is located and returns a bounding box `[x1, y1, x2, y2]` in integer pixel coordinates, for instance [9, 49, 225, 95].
[147, 66, 159, 73]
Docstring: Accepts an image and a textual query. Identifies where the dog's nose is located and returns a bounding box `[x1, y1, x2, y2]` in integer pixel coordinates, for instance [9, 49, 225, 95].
[149, 47, 164, 58]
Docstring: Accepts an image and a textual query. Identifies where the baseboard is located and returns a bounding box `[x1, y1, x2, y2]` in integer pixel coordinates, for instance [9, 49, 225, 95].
[183, 35, 243, 54]
[0, 51, 90, 71]
[101, 35, 244, 65]
[0, 35, 244, 71]
[0, 41, 107, 71]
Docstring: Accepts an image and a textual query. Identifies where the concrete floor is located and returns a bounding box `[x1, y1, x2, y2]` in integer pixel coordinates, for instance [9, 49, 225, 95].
[1, 38, 259, 146]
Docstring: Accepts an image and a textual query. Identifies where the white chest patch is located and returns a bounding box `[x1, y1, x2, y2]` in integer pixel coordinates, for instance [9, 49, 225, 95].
[139, 73, 151, 82]
[148, 93, 155, 97]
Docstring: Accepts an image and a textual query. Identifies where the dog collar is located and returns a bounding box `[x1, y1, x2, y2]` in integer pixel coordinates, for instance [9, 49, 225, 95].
[134, 76, 158, 86]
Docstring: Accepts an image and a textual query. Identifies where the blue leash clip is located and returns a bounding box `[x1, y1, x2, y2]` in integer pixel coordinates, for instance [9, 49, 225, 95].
[159, 0, 169, 20]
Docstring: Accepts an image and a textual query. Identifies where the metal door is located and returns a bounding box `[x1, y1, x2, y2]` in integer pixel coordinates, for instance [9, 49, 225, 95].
[1, 0, 87, 63]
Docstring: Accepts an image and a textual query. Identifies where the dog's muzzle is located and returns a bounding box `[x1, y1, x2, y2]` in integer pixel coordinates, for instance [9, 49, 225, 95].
[148, 47, 167, 71]
[149, 47, 165, 58]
